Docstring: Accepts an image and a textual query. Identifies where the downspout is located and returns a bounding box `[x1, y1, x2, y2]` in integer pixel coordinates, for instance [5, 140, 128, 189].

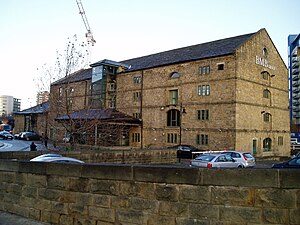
[140, 70, 144, 149]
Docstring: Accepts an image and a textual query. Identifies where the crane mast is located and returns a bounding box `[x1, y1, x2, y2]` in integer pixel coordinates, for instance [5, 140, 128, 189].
[76, 0, 96, 65]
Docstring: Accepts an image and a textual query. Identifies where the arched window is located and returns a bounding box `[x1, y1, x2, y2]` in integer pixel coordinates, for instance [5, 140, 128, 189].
[263, 113, 272, 122]
[170, 72, 180, 79]
[262, 47, 268, 58]
[263, 89, 271, 98]
[263, 138, 272, 151]
[261, 71, 270, 80]
[167, 109, 180, 127]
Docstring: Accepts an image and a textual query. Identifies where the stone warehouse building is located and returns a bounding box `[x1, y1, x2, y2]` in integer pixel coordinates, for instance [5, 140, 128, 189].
[49, 28, 289, 157]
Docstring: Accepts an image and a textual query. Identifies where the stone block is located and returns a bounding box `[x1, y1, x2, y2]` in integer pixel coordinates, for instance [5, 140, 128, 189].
[34, 199, 52, 211]
[0, 160, 19, 172]
[51, 202, 68, 214]
[76, 193, 93, 206]
[119, 181, 155, 199]
[19, 196, 37, 208]
[0, 171, 15, 183]
[255, 188, 297, 208]
[131, 197, 159, 213]
[211, 186, 255, 206]
[81, 164, 133, 181]
[27, 174, 47, 187]
[40, 210, 60, 224]
[111, 196, 130, 208]
[90, 179, 119, 196]
[116, 209, 147, 224]
[202, 169, 278, 187]
[278, 169, 300, 188]
[47, 175, 68, 190]
[28, 207, 41, 221]
[68, 177, 90, 192]
[6, 183, 22, 195]
[22, 186, 37, 198]
[155, 184, 179, 202]
[133, 165, 200, 184]
[189, 203, 219, 220]
[179, 185, 210, 203]
[15, 172, 27, 185]
[59, 214, 74, 225]
[46, 163, 83, 177]
[262, 208, 289, 224]
[159, 201, 188, 217]
[69, 203, 88, 216]
[89, 206, 115, 222]
[219, 206, 261, 223]
[92, 194, 110, 207]
[38, 188, 62, 201]
[19, 161, 47, 174]
[176, 217, 209, 225]
[148, 215, 175, 225]
[290, 208, 300, 225]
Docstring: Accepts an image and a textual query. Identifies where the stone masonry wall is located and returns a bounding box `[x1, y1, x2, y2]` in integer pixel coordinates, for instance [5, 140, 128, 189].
[0, 160, 299, 225]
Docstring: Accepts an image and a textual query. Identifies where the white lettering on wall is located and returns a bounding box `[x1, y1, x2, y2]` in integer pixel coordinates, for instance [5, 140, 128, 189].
[255, 56, 276, 70]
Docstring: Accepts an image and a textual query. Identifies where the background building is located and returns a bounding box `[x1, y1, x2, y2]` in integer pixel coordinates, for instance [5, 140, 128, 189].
[36, 91, 49, 105]
[288, 34, 300, 134]
[0, 95, 21, 116]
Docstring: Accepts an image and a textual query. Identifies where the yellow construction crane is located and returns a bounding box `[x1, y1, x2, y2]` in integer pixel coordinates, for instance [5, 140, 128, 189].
[76, 0, 96, 64]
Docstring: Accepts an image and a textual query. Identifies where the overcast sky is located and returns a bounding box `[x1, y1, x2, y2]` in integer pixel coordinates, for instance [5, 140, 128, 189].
[0, 0, 299, 109]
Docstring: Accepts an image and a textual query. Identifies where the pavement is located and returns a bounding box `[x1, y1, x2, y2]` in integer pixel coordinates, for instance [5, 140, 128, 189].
[0, 211, 50, 225]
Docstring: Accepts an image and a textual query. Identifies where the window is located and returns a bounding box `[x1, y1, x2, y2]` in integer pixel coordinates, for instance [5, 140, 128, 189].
[133, 113, 141, 119]
[262, 47, 268, 58]
[197, 110, 209, 120]
[167, 109, 180, 127]
[217, 63, 224, 70]
[132, 133, 140, 142]
[261, 71, 270, 80]
[167, 133, 178, 144]
[169, 90, 178, 105]
[263, 138, 272, 151]
[263, 113, 271, 122]
[199, 66, 210, 75]
[70, 87, 75, 93]
[133, 91, 141, 102]
[197, 134, 209, 145]
[109, 83, 116, 91]
[170, 72, 180, 78]
[59, 87, 63, 97]
[133, 76, 142, 84]
[198, 85, 210, 96]
[278, 136, 283, 146]
[263, 89, 271, 98]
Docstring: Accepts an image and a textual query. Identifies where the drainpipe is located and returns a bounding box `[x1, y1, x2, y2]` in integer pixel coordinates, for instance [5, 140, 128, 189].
[140, 70, 144, 149]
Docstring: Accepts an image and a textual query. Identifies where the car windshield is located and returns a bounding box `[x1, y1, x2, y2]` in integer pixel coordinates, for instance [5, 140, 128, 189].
[288, 157, 300, 165]
[195, 155, 215, 162]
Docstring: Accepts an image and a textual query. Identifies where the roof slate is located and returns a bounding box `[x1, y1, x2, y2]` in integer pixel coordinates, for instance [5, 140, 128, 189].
[120, 32, 255, 72]
[55, 108, 141, 123]
[52, 31, 256, 85]
[14, 102, 49, 115]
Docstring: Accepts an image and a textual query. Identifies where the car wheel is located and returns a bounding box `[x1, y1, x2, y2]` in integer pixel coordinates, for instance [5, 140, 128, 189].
[238, 165, 244, 168]
[26, 137, 30, 141]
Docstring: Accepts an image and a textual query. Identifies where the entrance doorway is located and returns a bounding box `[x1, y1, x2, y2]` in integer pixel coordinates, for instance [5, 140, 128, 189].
[252, 139, 257, 156]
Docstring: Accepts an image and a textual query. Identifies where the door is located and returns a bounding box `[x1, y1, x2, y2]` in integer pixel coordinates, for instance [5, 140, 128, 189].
[252, 140, 257, 156]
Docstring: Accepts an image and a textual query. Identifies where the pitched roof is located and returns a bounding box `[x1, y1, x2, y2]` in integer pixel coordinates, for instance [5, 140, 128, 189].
[120, 32, 256, 72]
[52, 31, 256, 84]
[14, 102, 49, 115]
[51, 68, 92, 86]
[55, 108, 141, 124]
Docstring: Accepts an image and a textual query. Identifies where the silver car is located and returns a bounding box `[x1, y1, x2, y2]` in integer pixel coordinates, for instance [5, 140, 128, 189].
[30, 154, 84, 164]
[221, 151, 256, 168]
[190, 154, 244, 168]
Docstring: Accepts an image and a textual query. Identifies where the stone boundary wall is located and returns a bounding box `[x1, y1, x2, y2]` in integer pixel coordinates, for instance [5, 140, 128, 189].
[0, 148, 178, 164]
[0, 160, 299, 225]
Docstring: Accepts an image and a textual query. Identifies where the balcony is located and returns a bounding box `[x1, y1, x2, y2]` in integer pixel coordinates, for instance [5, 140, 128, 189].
[293, 106, 300, 112]
[292, 57, 299, 63]
[293, 100, 300, 106]
[292, 60, 300, 69]
[293, 81, 300, 87]
[293, 87, 300, 93]
[293, 93, 300, 99]
[292, 75, 299, 81]
[292, 69, 300, 75]
[293, 112, 300, 118]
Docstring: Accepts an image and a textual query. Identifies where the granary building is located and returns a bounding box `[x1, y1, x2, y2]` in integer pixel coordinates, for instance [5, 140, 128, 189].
[49, 28, 289, 157]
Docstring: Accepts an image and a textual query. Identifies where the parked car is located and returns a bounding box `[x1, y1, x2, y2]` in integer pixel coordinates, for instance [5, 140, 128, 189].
[14, 132, 26, 139]
[0, 131, 14, 140]
[221, 151, 256, 168]
[190, 154, 244, 168]
[20, 132, 40, 141]
[272, 156, 300, 169]
[176, 145, 205, 159]
[30, 154, 84, 164]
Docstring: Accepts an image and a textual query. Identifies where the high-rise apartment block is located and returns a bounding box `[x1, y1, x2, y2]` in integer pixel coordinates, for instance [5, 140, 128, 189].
[0, 95, 21, 116]
[36, 91, 49, 105]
